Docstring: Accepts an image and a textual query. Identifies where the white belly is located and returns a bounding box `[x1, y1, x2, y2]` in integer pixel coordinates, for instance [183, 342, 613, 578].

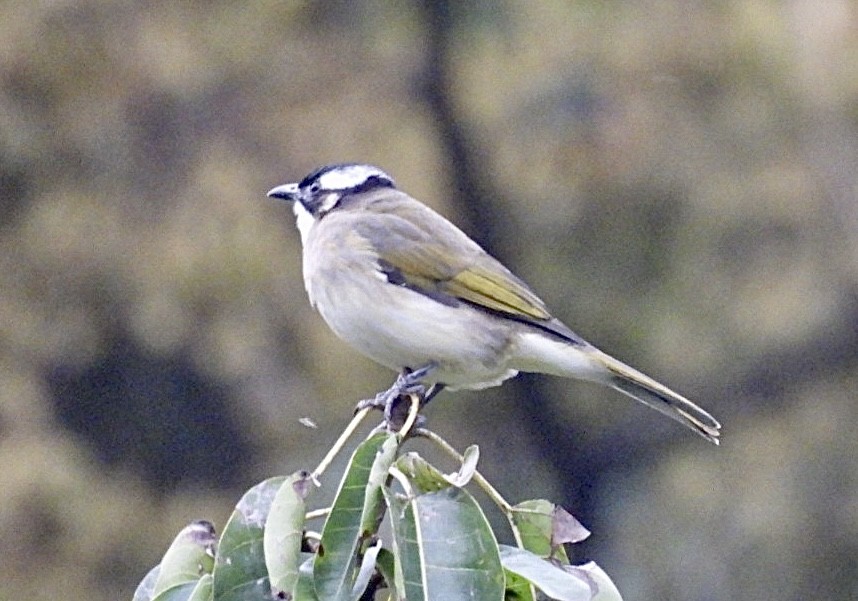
[304, 257, 519, 390]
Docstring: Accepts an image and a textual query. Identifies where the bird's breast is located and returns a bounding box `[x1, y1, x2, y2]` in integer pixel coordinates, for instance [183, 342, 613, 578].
[301, 226, 519, 388]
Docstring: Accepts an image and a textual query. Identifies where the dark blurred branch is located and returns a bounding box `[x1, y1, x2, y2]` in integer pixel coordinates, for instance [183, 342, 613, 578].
[733, 288, 858, 401]
[414, 0, 591, 512]
[414, 0, 858, 538]
[414, 1, 500, 252]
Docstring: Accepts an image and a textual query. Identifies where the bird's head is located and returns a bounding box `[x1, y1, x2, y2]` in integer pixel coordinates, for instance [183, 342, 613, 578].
[267, 163, 396, 220]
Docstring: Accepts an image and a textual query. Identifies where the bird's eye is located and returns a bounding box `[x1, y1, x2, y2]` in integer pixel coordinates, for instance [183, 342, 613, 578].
[308, 182, 321, 194]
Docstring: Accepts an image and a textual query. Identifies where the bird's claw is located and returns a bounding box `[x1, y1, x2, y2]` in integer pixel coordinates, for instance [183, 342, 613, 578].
[354, 364, 437, 430]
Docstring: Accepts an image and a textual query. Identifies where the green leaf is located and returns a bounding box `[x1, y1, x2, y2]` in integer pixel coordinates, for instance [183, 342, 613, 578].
[374, 548, 398, 600]
[152, 521, 217, 598]
[384, 481, 505, 601]
[511, 500, 577, 563]
[187, 574, 213, 601]
[314, 432, 398, 601]
[499, 545, 591, 601]
[567, 562, 624, 601]
[503, 569, 537, 601]
[133, 565, 161, 601]
[294, 555, 320, 601]
[443, 444, 480, 487]
[149, 574, 213, 601]
[151, 582, 198, 601]
[394, 452, 451, 493]
[263, 470, 313, 599]
[212, 476, 286, 601]
[350, 539, 382, 600]
[382, 490, 421, 601]
[360, 433, 400, 534]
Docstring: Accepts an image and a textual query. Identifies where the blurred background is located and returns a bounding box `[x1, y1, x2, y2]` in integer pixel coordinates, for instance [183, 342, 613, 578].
[2, 1, 857, 599]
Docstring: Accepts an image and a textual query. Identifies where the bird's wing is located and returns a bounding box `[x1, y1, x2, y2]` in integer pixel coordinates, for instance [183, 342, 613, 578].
[353, 195, 585, 344]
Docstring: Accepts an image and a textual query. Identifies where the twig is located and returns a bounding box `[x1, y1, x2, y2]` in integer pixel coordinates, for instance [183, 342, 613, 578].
[413, 427, 530, 544]
[311, 407, 371, 482]
[311, 392, 421, 483]
[304, 507, 330, 521]
[399, 393, 421, 438]
[414, 427, 512, 511]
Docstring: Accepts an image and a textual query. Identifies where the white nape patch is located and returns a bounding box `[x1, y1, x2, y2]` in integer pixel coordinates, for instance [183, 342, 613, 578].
[317, 164, 392, 191]
[293, 200, 315, 246]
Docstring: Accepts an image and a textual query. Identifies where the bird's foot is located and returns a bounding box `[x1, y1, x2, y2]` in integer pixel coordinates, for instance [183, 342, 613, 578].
[355, 364, 437, 431]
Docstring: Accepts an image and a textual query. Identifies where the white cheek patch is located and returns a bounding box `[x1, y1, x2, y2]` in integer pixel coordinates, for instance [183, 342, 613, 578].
[317, 192, 341, 215]
[293, 201, 315, 245]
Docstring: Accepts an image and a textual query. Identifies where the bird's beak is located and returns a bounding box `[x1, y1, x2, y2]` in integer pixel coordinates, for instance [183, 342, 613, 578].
[267, 182, 300, 202]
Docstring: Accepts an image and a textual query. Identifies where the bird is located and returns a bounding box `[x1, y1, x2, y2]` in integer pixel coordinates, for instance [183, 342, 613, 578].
[267, 163, 720, 444]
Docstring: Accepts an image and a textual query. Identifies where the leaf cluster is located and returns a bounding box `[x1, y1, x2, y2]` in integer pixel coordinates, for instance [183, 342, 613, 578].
[133, 404, 622, 601]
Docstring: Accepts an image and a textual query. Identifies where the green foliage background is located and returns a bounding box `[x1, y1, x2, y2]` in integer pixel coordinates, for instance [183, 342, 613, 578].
[2, 1, 857, 599]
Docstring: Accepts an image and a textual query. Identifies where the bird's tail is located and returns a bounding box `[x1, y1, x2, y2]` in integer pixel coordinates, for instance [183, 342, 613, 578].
[591, 351, 721, 444]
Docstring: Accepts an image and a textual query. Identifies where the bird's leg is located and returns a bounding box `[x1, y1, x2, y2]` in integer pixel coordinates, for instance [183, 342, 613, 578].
[355, 363, 437, 428]
[420, 383, 446, 407]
